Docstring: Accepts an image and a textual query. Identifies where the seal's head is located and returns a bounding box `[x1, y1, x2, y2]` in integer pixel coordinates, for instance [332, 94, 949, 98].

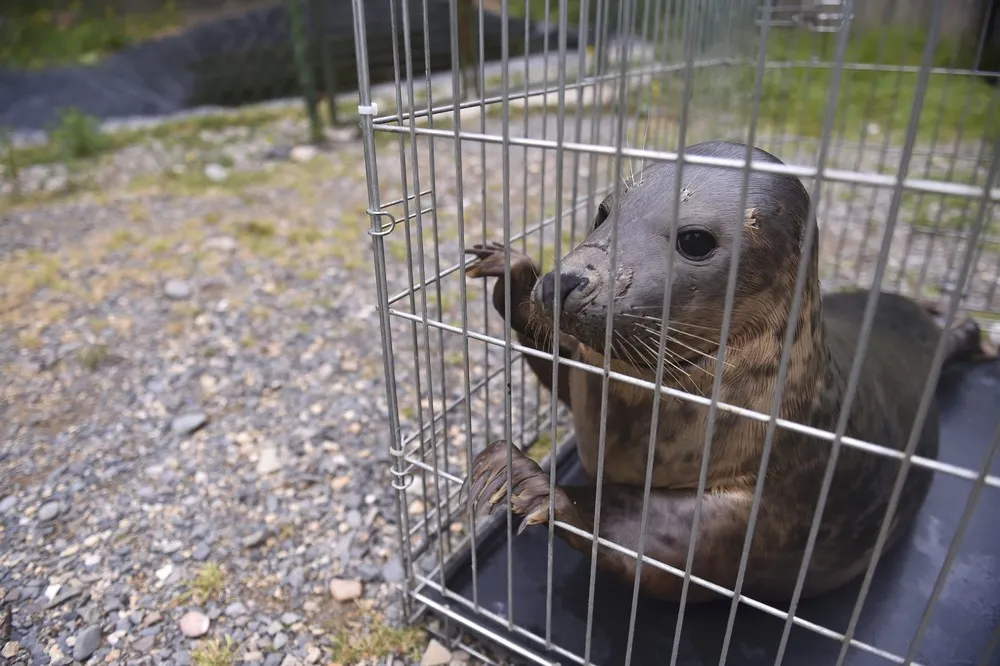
[529, 140, 815, 368]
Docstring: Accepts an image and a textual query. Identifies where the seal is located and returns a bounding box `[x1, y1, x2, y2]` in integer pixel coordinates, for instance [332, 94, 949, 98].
[461, 140, 997, 604]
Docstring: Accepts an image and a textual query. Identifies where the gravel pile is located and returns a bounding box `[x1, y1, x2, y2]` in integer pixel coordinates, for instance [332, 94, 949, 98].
[2, 66, 998, 666]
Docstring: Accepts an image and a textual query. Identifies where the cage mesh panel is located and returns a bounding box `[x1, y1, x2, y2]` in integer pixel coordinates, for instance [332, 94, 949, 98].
[347, 0, 1000, 662]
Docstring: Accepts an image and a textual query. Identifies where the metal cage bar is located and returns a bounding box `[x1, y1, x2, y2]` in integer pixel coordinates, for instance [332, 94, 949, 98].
[352, 0, 1000, 663]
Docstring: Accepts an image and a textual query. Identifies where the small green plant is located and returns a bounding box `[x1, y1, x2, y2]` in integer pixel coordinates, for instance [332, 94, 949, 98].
[77, 344, 110, 371]
[50, 108, 108, 161]
[330, 602, 425, 664]
[1, 127, 21, 197]
[191, 635, 240, 666]
[180, 562, 226, 604]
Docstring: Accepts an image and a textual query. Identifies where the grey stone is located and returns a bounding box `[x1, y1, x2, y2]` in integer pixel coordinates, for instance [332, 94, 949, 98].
[72, 625, 101, 661]
[37, 501, 61, 522]
[264, 654, 283, 666]
[159, 540, 184, 555]
[224, 602, 248, 617]
[382, 557, 405, 583]
[191, 544, 211, 561]
[0, 496, 17, 513]
[134, 635, 156, 652]
[242, 530, 268, 549]
[170, 413, 207, 436]
[272, 632, 288, 650]
[163, 279, 193, 301]
[279, 612, 298, 626]
[286, 567, 304, 590]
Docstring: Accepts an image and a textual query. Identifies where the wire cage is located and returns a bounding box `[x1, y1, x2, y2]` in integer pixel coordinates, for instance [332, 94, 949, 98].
[349, 0, 1000, 663]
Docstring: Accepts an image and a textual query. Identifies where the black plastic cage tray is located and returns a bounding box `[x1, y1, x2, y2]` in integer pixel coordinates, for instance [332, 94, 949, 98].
[422, 360, 1000, 666]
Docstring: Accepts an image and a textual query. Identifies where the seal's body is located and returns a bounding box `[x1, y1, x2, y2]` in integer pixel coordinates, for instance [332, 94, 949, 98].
[463, 141, 994, 603]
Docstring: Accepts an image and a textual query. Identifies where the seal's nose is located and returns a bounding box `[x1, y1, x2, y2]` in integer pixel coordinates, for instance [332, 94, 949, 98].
[539, 272, 589, 314]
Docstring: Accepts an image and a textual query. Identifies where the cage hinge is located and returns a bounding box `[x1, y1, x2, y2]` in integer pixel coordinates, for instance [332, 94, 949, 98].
[388, 442, 417, 490]
[756, 1, 853, 32]
[367, 209, 398, 237]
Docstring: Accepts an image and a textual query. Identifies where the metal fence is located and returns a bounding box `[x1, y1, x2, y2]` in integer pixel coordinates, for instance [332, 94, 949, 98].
[350, 0, 1000, 664]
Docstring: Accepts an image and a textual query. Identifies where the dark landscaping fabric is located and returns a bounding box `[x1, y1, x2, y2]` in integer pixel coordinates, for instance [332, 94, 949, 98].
[0, 0, 580, 131]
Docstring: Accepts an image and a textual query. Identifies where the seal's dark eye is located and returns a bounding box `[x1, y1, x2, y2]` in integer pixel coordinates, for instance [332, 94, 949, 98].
[677, 229, 717, 261]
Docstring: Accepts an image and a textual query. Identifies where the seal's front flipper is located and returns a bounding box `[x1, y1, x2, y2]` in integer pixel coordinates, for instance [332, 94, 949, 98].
[464, 242, 578, 408]
[919, 300, 999, 364]
[463, 439, 581, 536]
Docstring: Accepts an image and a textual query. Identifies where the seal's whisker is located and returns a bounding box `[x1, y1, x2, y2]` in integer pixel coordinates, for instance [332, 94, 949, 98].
[622, 312, 725, 333]
[665, 331, 737, 369]
[622, 333, 688, 390]
[621, 315, 743, 352]
[634, 336, 699, 386]
[628, 321, 736, 366]
[614, 332, 647, 374]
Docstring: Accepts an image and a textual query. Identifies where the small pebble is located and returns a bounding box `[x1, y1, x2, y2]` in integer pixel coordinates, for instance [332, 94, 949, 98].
[201, 235, 238, 253]
[163, 279, 193, 300]
[329, 578, 363, 602]
[191, 544, 211, 561]
[179, 611, 210, 638]
[0, 496, 17, 513]
[171, 412, 208, 436]
[290, 145, 318, 163]
[242, 530, 268, 549]
[225, 602, 248, 617]
[72, 625, 102, 661]
[382, 558, 405, 583]
[1, 641, 22, 659]
[37, 500, 61, 522]
[204, 163, 228, 182]
[421, 639, 452, 666]
[256, 446, 282, 475]
[133, 635, 156, 652]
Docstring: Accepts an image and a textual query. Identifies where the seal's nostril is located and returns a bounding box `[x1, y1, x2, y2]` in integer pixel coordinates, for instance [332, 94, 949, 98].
[540, 273, 589, 312]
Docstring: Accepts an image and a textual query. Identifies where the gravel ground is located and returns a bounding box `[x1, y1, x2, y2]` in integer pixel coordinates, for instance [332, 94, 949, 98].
[2, 54, 999, 666]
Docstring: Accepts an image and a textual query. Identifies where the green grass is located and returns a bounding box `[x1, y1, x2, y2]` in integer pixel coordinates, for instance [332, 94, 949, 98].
[5, 104, 303, 172]
[174, 562, 227, 607]
[76, 344, 111, 371]
[329, 603, 425, 664]
[191, 636, 240, 666]
[743, 27, 999, 144]
[0, 2, 184, 69]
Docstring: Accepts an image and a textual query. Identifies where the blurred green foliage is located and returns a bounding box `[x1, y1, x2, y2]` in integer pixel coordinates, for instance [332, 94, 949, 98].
[747, 26, 998, 142]
[0, 0, 183, 69]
